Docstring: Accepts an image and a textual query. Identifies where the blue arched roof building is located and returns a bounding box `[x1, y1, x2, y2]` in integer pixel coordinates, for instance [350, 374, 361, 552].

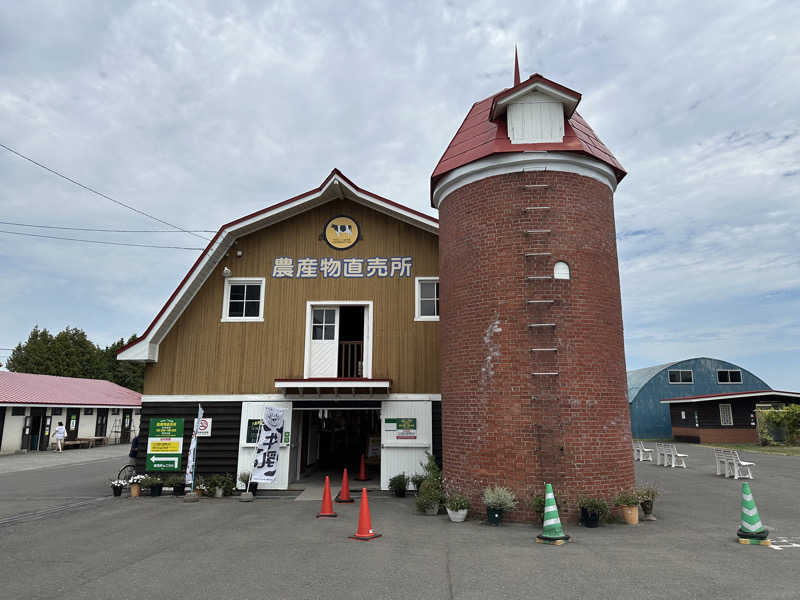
[627, 357, 771, 439]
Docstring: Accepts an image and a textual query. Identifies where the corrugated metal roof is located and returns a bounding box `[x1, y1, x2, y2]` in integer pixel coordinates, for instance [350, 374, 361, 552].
[626, 362, 678, 404]
[430, 75, 626, 202]
[0, 372, 141, 406]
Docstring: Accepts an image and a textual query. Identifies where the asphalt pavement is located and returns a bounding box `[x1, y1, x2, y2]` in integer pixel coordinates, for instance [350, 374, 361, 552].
[0, 443, 797, 600]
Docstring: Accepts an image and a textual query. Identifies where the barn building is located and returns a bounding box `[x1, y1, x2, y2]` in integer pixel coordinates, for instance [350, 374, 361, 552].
[627, 357, 771, 439]
[119, 60, 635, 520]
[0, 371, 141, 455]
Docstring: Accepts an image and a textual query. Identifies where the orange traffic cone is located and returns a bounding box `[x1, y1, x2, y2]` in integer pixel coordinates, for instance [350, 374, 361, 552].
[316, 475, 337, 518]
[349, 488, 381, 541]
[355, 454, 370, 481]
[335, 468, 354, 503]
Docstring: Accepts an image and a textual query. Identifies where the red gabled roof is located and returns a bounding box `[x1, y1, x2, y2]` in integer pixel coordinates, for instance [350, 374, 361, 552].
[0, 371, 141, 407]
[117, 169, 438, 358]
[431, 74, 626, 203]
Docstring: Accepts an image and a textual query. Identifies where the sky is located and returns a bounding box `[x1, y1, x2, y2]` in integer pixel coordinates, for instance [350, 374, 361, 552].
[0, 1, 798, 389]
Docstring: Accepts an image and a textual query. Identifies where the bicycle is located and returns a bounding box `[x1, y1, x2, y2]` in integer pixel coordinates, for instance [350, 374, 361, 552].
[117, 463, 137, 484]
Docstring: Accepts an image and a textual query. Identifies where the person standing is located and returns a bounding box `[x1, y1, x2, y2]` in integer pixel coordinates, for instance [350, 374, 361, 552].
[52, 421, 66, 453]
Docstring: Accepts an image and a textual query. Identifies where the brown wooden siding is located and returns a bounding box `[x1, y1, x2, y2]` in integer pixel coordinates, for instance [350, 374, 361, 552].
[143, 198, 439, 395]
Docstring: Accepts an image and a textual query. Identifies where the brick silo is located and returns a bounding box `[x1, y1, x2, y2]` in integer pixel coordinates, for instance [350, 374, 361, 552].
[431, 66, 634, 522]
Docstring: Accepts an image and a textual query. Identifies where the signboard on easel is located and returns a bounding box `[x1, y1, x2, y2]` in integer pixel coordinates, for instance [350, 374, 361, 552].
[146, 418, 184, 471]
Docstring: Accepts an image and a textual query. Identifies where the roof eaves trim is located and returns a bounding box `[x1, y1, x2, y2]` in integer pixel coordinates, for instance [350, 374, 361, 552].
[660, 391, 800, 404]
[431, 151, 617, 209]
[117, 170, 437, 362]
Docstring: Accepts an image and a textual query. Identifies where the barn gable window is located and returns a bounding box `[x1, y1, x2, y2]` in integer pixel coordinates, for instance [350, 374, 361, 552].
[553, 261, 570, 280]
[415, 277, 440, 321]
[222, 278, 265, 322]
[717, 370, 742, 384]
[668, 369, 693, 384]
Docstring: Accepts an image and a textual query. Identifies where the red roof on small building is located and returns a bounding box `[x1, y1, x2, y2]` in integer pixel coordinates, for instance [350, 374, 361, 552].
[431, 73, 626, 203]
[0, 372, 141, 407]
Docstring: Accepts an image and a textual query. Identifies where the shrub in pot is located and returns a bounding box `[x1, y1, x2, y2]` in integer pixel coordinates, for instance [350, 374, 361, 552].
[636, 484, 660, 521]
[165, 475, 185, 496]
[141, 475, 163, 497]
[410, 474, 425, 495]
[615, 489, 640, 525]
[389, 473, 410, 497]
[415, 478, 443, 515]
[207, 473, 234, 498]
[578, 497, 608, 528]
[483, 486, 518, 525]
[445, 493, 470, 522]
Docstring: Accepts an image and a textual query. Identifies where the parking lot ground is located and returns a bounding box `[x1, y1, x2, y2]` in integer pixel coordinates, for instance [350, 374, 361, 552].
[0, 443, 798, 600]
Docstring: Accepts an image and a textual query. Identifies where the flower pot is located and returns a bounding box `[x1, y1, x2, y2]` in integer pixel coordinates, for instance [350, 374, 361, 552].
[214, 486, 224, 498]
[447, 508, 468, 522]
[172, 483, 185, 496]
[621, 505, 639, 525]
[150, 483, 163, 497]
[424, 502, 440, 516]
[239, 491, 255, 502]
[130, 483, 141, 498]
[580, 507, 601, 528]
[111, 486, 123, 497]
[640, 500, 656, 521]
[486, 507, 504, 525]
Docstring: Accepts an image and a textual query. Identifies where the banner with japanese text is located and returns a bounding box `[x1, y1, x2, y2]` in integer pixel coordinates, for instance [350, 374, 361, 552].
[251, 406, 285, 483]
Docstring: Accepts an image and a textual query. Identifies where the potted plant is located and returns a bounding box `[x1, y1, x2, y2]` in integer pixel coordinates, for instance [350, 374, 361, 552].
[636, 484, 660, 521]
[615, 489, 640, 525]
[129, 474, 145, 497]
[415, 478, 442, 515]
[445, 493, 470, 522]
[389, 473, 410, 497]
[531, 490, 562, 523]
[207, 473, 234, 497]
[141, 475, 163, 497]
[166, 475, 185, 496]
[410, 474, 425, 495]
[578, 497, 608, 528]
[109, 479, 126, 497]
[482, 485, 517, 525]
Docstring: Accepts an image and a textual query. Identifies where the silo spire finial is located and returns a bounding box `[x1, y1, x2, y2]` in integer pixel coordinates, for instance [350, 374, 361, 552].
[514, 46, 521, 86]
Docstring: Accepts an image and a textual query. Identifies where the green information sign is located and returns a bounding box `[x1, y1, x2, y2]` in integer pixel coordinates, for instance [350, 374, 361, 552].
[146, 418, 184, 471]
[246, 419, 290, 445]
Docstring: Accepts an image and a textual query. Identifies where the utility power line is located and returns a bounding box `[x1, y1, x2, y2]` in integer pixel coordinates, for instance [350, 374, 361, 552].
[0, 220, 215, 234]
[0, 228, 205, 250]
[0, 141, 211, 241]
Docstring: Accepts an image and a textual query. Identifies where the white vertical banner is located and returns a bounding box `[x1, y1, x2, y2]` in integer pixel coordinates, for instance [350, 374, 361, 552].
[185, 404, 203, 487]
[251, 406, 285, 483]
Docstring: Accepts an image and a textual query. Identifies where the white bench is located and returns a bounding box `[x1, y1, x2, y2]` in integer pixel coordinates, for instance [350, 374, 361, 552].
[633, 440, 654, 462]
[657, 442, 687, 468]
[714, 448, 754, 479]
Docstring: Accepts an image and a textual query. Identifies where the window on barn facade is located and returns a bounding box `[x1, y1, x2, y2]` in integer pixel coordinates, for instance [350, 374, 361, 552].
[415, 277, 440, 321]
[312, 308, 336, 340]
[553, 261, 570, 280]
[717, 370, 742, 384]
[11, 407, 26, 416]
[668, 369, 693, 384]
[719, 403, 733, 426]
[84, 408, 93, 415]
[222, 278, 265, 322]
[51, 407, 63, 415]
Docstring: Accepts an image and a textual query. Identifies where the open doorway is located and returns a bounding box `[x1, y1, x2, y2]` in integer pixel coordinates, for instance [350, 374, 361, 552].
[295, 409, 379, 482]
[306, 302, 372, 379]
[338, 306, 364, 377]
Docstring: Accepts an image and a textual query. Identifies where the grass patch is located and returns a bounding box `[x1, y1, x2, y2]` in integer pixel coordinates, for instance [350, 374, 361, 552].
[700, 443, 800, 456]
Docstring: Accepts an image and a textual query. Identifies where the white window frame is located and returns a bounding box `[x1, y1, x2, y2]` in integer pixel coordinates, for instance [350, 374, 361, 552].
[303, 301, 373, 379]
[668, 369, 693, 384]
[415, 277, 440, 322]
[717, 369, 743, 385]
[553, 261, 570, 280]
[719, 403, 733, 426]
[221, 277, 265, 322]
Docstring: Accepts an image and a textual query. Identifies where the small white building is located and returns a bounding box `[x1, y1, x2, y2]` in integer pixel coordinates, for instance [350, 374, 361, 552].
[0, 372, 141, 455]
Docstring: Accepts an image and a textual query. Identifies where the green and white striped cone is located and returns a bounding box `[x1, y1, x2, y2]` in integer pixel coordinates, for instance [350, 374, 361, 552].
[536, 483, 570, 544]
[737, 482, 768, 540]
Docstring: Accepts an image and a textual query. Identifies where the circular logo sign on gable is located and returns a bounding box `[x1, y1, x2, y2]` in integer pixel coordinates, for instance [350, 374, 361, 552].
[323, 215, 360, 250]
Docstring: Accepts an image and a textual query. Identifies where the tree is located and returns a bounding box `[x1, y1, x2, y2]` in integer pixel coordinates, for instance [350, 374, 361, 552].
[6, 326, 144, 392]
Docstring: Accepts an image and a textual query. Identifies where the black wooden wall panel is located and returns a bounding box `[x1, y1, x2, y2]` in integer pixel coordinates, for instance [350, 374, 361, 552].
[135, 402, 242, 475]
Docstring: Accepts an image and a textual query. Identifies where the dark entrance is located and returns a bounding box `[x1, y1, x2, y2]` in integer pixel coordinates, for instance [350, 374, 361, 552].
[296, 408, 379, 479]
[23, 408, 48, 451]
[120, 409, 133, 444]
[0, 408, 5, 452]
[66, 408, 81, 441]
[95, 408, 109, 437]
[338, 306, 364, 378]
